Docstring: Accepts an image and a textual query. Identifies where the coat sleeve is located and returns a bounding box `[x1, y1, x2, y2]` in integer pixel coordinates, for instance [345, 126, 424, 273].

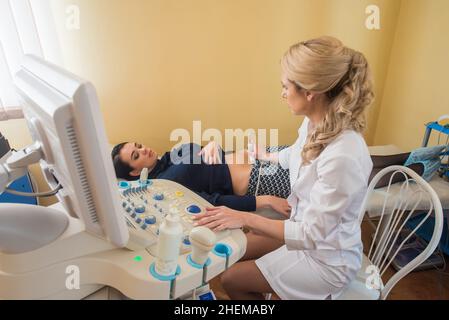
[278, 146, 292, 170]
[284, 154, 367, 251]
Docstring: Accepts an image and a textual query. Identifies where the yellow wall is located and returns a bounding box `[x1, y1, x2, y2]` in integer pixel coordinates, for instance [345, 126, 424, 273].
[6, 0, 449, 205]
[373, 0, 449, 151]
[48, 0, 401, 153]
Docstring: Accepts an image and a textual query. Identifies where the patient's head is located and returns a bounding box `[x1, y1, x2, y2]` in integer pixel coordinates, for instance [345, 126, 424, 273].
[111, 142, 158, 180]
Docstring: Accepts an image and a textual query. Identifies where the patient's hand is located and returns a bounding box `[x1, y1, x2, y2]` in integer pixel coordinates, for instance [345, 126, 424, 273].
[268, 196, 291, 218]
[198, 141, 222, 165]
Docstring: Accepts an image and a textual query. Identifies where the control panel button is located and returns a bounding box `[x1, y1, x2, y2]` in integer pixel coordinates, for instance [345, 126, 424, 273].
[118, 181, 130, 189]
[183, 236, 191, 245]
[175, 191, 184, 197]
[153, 193, 164, 201]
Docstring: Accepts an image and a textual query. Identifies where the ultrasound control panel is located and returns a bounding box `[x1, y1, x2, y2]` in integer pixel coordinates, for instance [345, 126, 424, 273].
[113, 179, 247, 299]
[118, 179, 231, 255]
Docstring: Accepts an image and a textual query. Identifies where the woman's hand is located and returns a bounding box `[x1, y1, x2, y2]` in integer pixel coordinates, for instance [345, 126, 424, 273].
[268, 196, 291, 218]
[248, 139, 267, 162]
[192, 206, 248, 232]
[248, 140, 279, 163]
[198, 141, 222, 165]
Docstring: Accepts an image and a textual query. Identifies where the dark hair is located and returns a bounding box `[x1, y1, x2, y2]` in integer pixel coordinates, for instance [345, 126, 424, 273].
[111, 142, 135, 181]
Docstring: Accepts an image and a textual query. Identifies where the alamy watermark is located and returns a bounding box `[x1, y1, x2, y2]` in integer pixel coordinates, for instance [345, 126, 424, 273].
[365, 264, 383, 291]
[65, 265, 80, 290]
[365, 5, 381, 30]
[66, 5, 80, 30]
[168, 120, 279, 168]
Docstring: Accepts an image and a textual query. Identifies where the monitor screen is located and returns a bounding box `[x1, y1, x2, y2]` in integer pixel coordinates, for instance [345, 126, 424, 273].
[14, 55, 128, 247]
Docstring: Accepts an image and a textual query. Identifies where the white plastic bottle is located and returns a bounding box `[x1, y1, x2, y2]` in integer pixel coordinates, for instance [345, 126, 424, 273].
[155, 207, 183, 276]
[140, 167, 149, 183]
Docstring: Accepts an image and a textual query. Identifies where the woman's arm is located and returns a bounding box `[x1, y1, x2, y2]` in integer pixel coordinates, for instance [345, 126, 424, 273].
[194, 153, 369, 249]
[193, 206, 286, 242]
[196, 192, 290, 216]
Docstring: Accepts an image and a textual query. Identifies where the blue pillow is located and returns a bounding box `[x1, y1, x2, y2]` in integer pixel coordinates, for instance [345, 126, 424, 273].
[404, 145, 447, 181]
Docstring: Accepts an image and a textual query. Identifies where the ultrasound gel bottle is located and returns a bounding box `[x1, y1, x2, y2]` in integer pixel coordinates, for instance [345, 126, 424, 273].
[155, 207, 183, 276]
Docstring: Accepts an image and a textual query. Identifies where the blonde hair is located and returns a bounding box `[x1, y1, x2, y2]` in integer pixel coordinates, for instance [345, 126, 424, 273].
[281, 36, 374, 165]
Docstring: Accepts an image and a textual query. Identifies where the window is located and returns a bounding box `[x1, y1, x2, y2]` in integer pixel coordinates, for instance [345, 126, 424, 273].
[0, 0, 62, 112]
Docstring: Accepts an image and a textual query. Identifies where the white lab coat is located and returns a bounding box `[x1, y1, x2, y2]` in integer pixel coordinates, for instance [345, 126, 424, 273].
[255, 117, 373, 300]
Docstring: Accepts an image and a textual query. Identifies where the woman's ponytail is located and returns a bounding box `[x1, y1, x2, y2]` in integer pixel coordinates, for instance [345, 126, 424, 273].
[282, 37, 374, 165]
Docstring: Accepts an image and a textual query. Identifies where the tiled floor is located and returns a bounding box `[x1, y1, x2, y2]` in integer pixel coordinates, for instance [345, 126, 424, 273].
[210, 221, 449, 300]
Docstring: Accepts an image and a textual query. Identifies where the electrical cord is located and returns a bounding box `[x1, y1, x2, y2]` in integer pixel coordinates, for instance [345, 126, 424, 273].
[254, 160, 264, 196]
[4, 183, 62, 198]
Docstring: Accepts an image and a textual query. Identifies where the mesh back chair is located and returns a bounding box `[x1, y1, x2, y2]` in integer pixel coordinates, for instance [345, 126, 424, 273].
[338, 165, 444, 300]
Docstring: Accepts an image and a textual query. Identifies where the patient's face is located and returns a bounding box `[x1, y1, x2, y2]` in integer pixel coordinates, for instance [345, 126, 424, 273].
[120, 142, 158, 177]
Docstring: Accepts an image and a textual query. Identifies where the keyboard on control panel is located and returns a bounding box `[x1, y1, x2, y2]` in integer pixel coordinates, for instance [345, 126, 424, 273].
[118, 179, 231, 255]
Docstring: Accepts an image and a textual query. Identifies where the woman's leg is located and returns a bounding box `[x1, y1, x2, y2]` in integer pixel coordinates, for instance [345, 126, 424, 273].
[242, 232, 283, 261]
[221, 260, 275, 300]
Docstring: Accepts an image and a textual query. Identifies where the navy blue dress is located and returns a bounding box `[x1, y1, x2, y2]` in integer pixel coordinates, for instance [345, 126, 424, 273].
[145, 143, 256, 211]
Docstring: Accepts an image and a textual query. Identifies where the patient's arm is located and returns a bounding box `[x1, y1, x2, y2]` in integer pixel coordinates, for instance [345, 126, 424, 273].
[195, 191, 257, 212]
[257, 195, 291, 218]
[198, 141, 223, 164]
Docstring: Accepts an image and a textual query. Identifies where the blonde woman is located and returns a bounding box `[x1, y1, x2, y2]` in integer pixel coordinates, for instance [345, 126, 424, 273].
[193, 36, 374, 300]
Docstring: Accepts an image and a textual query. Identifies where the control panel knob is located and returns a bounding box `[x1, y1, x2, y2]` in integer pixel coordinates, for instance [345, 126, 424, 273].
[145, 215, 157, 225]
[186, 205, 202, 214]
[134, 205, 146, 214]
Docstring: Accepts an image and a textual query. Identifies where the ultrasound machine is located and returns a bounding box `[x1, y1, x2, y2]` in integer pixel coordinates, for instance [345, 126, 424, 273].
[0, 56, 246, 299]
